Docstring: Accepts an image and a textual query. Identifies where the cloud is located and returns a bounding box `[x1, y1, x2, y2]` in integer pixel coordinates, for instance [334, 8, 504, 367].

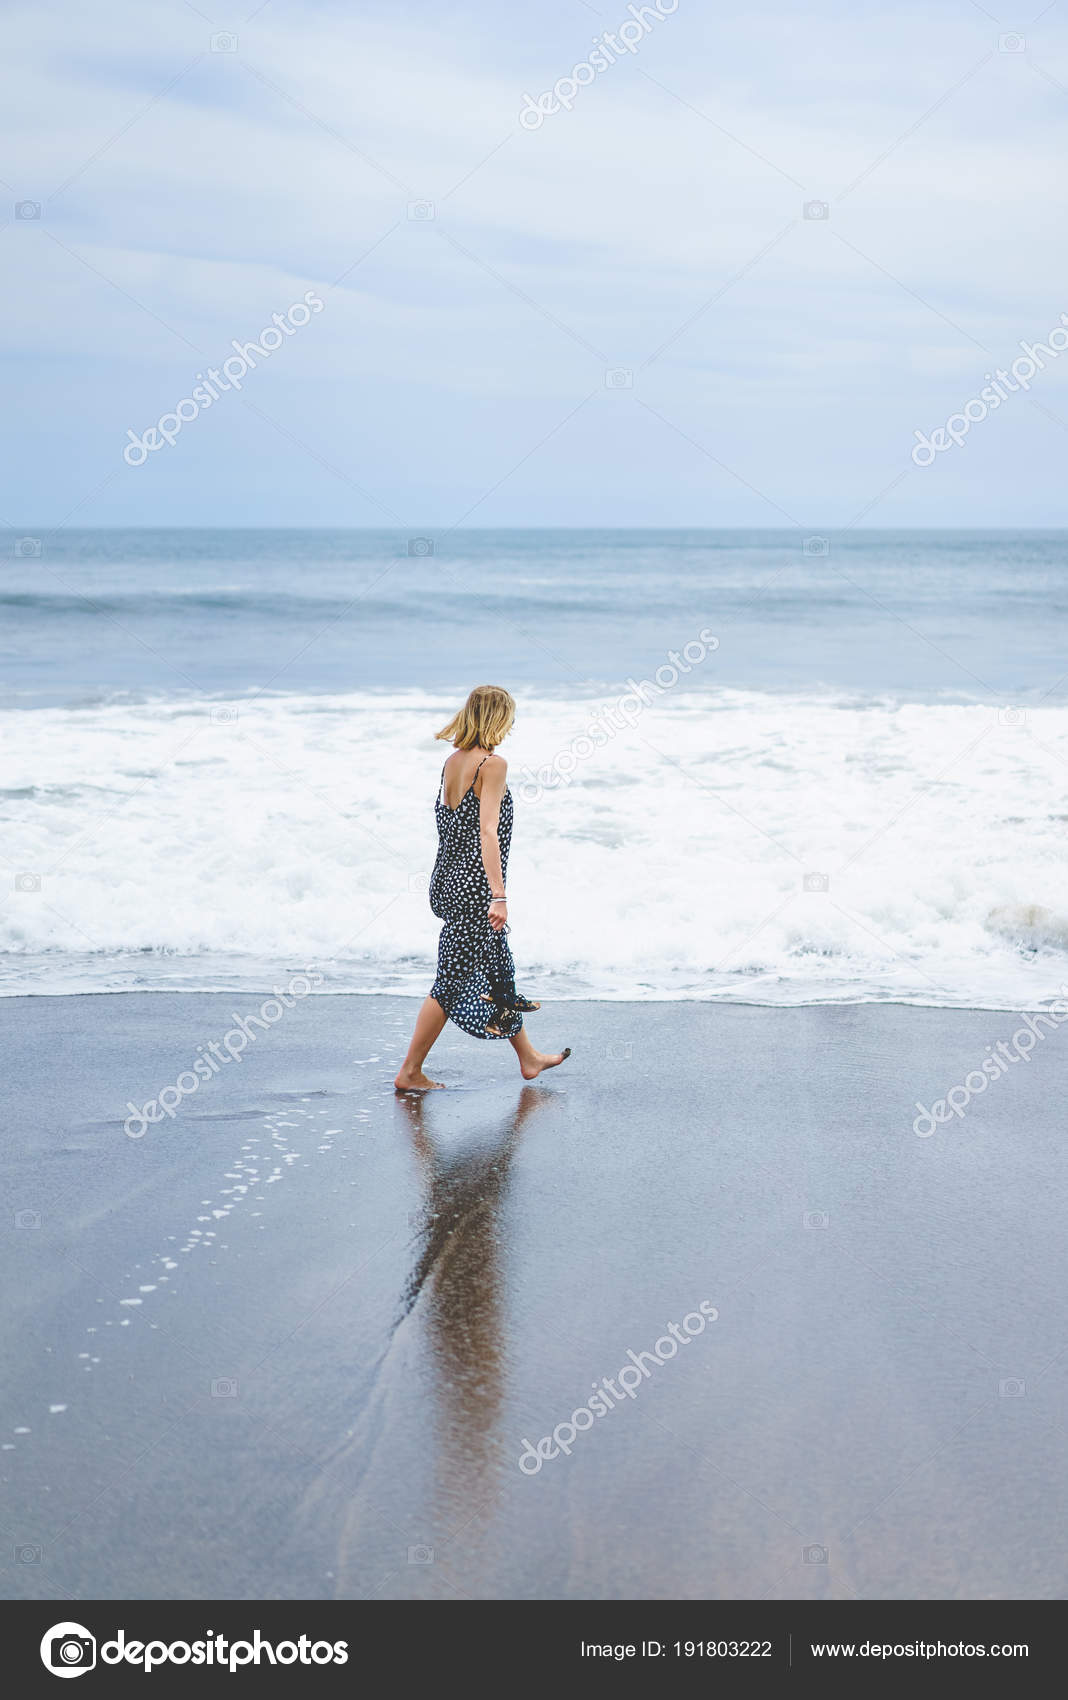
[3, 0, 1068, 525]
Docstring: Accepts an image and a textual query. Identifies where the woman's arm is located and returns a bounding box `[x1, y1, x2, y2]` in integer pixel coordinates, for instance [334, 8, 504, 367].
[477, 755, 509, 932]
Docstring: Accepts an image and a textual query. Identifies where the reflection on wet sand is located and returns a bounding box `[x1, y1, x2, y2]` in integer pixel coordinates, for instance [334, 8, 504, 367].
[298, 1084, 553, 1597]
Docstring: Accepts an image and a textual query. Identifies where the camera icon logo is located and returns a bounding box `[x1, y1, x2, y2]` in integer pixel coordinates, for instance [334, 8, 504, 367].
[803, 200, 829, 221]
[604, 367, 633, 389]
[408, 537, 434, 557]
[15, 200, 41, 220]
[802, 535, 829, 557]
[605, 1042, 633, 1059]
[15, 1209, 41, 1229]
[998, 33, 1025, 53]
[407, 1544, 434, 1563]
[997, 706, 1026, 727]
[999, 1377, 1025, 1397]
[407, 871, 430, 895]
[211, 1377, 238, 1398]
[210, 31, 238, 52]
[802, 1544, 829, 1564]
[15, 872, 42, 893]
[16, 537, 42, 557]
[15, 1544, 42, 1564]
[407, 200, 435, 221]
[802, 872, 829, 894]
[803, 1210, 829, 1229]
[210, 705, 238, 725]
[40, 1622, 96, 1678]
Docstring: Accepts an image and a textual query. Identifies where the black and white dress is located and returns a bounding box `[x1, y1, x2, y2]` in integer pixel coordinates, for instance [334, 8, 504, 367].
[429, 756, 522, 1040]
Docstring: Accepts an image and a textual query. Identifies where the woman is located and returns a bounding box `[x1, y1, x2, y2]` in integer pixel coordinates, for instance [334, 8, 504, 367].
[394, 685, 571, 1092]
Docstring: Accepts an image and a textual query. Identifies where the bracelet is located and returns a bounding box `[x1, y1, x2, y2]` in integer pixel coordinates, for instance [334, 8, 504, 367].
[489, 894, 507, 903]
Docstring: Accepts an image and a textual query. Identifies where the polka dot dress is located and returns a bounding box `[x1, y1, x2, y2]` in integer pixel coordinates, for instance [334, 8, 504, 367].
[429, 756, 523, 1041]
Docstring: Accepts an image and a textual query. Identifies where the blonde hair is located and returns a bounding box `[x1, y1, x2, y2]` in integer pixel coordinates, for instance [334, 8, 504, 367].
[436, 685, 516, 751]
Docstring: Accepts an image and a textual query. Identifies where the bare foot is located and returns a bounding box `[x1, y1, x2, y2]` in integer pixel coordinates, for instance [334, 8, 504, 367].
[394, 1069, 445, 1092]
[519, 1046, 571, 1082]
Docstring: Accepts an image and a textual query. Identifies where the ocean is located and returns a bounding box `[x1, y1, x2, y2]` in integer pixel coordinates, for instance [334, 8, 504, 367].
[3, 528, 1066, 1007]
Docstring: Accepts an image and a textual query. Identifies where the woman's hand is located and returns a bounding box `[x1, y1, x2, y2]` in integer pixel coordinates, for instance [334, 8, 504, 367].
[488, 897, 508, 933]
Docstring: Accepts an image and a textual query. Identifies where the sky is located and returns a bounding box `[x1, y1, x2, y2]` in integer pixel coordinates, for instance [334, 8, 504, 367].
[4, 0, 1068, 529]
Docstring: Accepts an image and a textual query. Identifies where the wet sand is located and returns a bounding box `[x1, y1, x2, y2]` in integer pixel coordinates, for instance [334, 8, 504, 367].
[2, 993, 1067, 1601]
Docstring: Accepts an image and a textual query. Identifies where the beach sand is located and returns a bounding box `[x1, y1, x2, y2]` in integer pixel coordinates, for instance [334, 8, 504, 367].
[2, 993, 1066, 1601]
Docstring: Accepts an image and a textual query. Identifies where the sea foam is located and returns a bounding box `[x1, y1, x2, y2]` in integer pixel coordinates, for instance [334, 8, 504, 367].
[2, 687, 1067, 1008]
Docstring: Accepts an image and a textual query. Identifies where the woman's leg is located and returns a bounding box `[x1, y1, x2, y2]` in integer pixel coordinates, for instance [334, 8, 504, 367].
[508, 1025, 570, 1082]
[394, 996, 449, 1091]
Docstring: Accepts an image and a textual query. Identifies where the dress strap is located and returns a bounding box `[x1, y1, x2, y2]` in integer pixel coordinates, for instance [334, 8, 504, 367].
[437, 763, 447, 805]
